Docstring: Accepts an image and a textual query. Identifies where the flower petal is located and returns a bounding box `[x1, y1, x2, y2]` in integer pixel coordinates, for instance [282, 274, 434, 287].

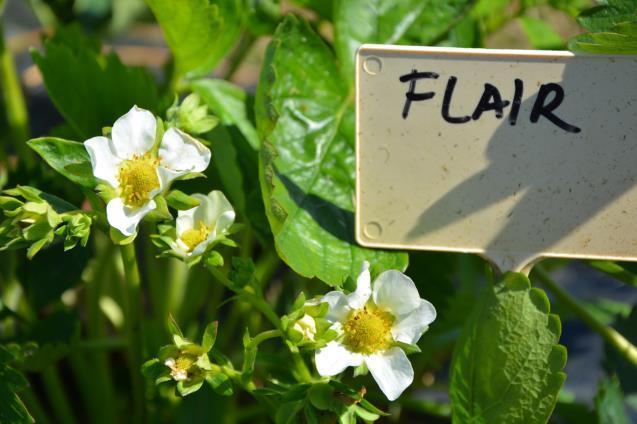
[315, 342, 363, 376]
[84, 136, 122, 187]
[110, 106, 157, 158]
[106, 197, 156, 236]
[159, 128, 211, 174]
[190, 238, 213, 256]
[176, 207, 196, 237]
[192, 191, 235, 234]
[391, 299, 437, 344]
[347, 261, 371, 309]
[373, 270, 421, 316]
[156, 167, 182, 193]
[321, 291, 351, 323]
[366, 347, 414, 401]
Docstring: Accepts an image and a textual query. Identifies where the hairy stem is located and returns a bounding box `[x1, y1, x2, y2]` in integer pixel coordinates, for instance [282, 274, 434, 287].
[533, 266, 637, 367]
[120, 242, 145, 424]
[205, 263, 314, 382]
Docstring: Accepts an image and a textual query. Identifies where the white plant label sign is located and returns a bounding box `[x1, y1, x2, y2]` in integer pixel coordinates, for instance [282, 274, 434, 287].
[356, 45, 637, 272]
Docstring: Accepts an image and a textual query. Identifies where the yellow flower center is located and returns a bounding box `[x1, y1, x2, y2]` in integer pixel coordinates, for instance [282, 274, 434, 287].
[165, 354, 197, 381]
[175, 355, 196, 371]
[342, 305, 394, 354]
[180, 221, 210, 251]
[117, 153, 160, 207]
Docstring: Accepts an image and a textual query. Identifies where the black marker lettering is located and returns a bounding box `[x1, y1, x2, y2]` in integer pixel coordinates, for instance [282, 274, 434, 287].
[471, 83, 510, 120]
[442, 76, 471, 124]
[509, 78, 523, 126]
[399, 69, 439, 119]
[530, 83, 581, 133]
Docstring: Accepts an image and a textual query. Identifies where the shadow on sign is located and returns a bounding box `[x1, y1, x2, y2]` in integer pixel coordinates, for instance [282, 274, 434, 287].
[408, 59, 637, 268]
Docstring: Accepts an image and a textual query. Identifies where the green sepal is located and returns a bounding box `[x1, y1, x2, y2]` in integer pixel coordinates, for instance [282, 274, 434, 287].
[353, 405, 380, 422]
[353, 362, 368, 377]
[177, 172, 207, 181]
[109, 227, 136, 245]
[205, 372, 233, 396]
[176, 377, 205, 396]
[145, 196, 172, 221]
[165, 190, 200, 210]
[393, 341, 422, 355]
[291, 292, 306, 311]
[201, 321, 218, 352]
[204, 250, 224, 268]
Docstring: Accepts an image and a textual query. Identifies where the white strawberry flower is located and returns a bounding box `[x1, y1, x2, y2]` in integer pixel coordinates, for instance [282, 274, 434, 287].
[172, 190, 235, 257]
[314, 262, 436, 401]
[84, 106, 211, 236]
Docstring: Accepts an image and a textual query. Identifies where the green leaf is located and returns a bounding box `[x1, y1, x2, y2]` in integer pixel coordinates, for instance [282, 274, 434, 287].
[519, 16, 565, 50]
[32, 29, 163, 139]
[595, 376, 630, 424]
[0, 346, 32, 424]
[334, 0, 428, 80]
[291, 0, 332, 20]
[577, 1, 636, 32]
[27, 137, 96, 188]
[165, 190, 201, 210]
[403, 0, 475, 45]
[146, 0, 243, 78]
[570, 28, 637, 54]
[191, 78, 260, 150]
[570, 0, 637, 53]
[450, 272, 567, 423]
[204, 125, 271, 242]
[256, 16, 407, 287]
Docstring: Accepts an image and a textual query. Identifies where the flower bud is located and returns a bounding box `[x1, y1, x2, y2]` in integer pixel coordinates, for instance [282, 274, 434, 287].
[292, 314, 317, 342]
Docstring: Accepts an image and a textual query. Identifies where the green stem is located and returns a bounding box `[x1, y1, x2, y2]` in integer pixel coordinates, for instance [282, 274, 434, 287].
[533, 266, 637, 366]
[85, 236, 117, 422]
[41, 366, 76, 424]
[119, 242, 145, 424]
[222, 32, 256, 81]
[255, 247, 281, 291]
[211, 363, 257, 392]
[206, 264, 280, 330]
[0, 21, 32, 168]
[291, 352, 313, 383]
[249, 329, 281, 349]
[69, 351, 111, 424]
[239, 227, 254, 259]
[588, 260, 637, 288]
